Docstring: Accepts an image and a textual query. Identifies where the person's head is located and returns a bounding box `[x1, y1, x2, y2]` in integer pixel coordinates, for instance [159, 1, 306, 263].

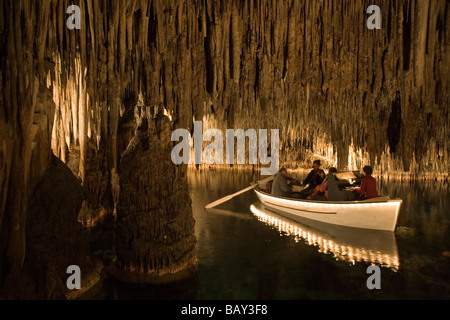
[312, 160, 321, 170]
[318, 169, 326, 179]
[363, 166, 373, 176]
[328, 167, 338, 174]
[279, 167, 288, 176]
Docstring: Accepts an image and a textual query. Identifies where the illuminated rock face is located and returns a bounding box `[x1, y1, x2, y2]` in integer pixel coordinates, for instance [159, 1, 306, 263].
[43, 0, 450, 181]
[0, 0, 448, 297]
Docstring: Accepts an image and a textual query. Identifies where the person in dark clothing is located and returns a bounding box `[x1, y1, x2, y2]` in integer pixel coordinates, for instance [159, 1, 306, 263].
[299, 160, 324, 198]
[307, 169, 326, 200]
[311, 167, 337, 201]
[302, 160, 322, 187]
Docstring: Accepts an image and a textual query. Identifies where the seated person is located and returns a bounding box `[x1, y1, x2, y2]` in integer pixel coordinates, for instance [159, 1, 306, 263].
[327, 171, 355, 201]
[312, 168, 355, 201]
[311, 167, 337, 201]
[272, 167, 297, 197]
[350, 166, 379, 199]
[299, 160, 324, 198]
[307, 169, 326, 199]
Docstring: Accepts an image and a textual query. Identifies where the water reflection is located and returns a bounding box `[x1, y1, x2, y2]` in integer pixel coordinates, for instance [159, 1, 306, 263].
[82, 169, 449, 299]
[250, 203, 400, 270]
[379, 180, 450, 253]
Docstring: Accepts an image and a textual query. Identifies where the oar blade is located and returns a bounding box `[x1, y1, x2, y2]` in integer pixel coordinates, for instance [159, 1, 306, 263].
[204, 175, 274, 209]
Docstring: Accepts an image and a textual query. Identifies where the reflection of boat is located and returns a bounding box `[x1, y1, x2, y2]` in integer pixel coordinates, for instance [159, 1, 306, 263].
[254, 189, 402, 231]
[250, 203, 400, 269]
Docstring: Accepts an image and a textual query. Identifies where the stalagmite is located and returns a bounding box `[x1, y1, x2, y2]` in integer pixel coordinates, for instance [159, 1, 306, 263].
[113, 111, 197, 283]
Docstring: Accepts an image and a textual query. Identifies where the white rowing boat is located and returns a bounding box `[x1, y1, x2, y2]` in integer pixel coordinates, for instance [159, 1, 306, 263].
[254, 189, 402, 232]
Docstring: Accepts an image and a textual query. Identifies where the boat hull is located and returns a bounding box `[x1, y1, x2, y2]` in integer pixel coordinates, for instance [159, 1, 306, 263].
[254, 189, 402, 232]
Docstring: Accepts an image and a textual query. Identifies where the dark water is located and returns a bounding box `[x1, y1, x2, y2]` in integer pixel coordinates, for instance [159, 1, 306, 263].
[82, 169, 450, 300]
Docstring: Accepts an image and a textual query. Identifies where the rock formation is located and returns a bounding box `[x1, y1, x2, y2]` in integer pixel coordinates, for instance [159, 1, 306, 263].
[24, 155, 102, 299]
[113, 112, 197, 283]
[0, 0, 448, 298]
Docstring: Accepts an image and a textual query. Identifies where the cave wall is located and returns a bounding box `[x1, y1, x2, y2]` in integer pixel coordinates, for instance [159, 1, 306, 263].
[1, 0, 58, 295]
[14, 0, 447, 194]
[0, 0, 448, 297]
[195, 0, 449, 178]
[55, 0, 446, 180]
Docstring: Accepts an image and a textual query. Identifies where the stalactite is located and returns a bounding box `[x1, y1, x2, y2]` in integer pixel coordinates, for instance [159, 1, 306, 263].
[186, 0, 448, 180]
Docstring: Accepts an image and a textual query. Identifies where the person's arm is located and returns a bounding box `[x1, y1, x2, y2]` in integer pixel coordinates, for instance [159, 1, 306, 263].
[279, 178, 292, 193]
[303, 171, 314, 185]
[320, 180, 327, 193]
[355, 178, 366, 194]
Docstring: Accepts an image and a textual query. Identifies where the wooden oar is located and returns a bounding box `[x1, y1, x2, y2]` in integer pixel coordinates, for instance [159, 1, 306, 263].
[204, 175, 275, 209]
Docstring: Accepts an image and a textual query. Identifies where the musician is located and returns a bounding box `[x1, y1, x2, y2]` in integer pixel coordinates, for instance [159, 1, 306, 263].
[299, 160, 324, 198]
